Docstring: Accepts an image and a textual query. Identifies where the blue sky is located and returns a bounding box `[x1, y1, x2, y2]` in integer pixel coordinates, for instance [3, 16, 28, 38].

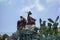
[0, 0, 60, 35]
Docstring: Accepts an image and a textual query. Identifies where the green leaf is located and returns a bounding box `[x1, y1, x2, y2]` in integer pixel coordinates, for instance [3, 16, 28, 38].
[55, 16, 59, 22]
[48, 18, 54, 23]
[39, 18, 42, 24]
[53, 23, 59, 27]
[43, 21, 46, 26]
[48, 23, 52, 28]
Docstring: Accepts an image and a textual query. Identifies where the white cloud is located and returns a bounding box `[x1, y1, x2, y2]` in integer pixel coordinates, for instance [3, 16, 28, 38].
[46, 0, 58, 9]
[34, 0, 45, 12]
[20, 0, 45, 13]
[20, 4, 35, 13]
